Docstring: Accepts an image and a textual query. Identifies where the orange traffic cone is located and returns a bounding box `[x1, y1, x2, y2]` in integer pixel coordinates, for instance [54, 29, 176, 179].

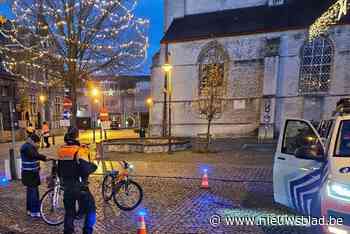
[137, 212, 147, 234]
[201, 169, 209, 189]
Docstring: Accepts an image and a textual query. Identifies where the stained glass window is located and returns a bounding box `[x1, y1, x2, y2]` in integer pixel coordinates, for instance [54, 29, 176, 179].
[299, 37, 333, 94]
[198, 41, 229, 95]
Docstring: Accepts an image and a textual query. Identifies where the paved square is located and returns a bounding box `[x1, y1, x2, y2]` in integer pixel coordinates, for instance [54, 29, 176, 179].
[0, 174, 319, 234]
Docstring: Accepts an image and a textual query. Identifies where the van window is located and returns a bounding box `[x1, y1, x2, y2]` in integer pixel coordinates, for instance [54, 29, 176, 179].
[335, 120, 350, 157]
[282, 120, 321, 156]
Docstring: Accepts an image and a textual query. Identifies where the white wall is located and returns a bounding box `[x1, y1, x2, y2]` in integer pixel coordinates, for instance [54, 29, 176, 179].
[185, 0, 267, 15]
[164, 0, 268, 31]
[152, 23, 350, 137]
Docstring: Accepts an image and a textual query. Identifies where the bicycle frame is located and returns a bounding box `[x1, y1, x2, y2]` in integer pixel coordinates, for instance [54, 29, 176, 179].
[107, 162, 132, 194]
[52, 177, 61, 209]
[47, 160, 62, 209]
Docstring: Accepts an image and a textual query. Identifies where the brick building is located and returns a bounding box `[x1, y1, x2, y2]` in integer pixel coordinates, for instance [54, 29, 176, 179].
[150, 0, 350, 138]
[0, 17, 65, 139]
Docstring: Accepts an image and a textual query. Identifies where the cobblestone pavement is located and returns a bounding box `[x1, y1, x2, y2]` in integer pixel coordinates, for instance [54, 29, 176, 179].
[0, 136, 320, 233]
[0, 173, 321, 234]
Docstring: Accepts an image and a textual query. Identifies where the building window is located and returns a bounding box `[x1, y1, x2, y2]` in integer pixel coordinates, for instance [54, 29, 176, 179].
[299, 37, 333, 94]
[197, 41, 229, 95]
[0, 86, 8, 96]
[268, 0, 284, 6]
[54, 96, 62, 120]
[29, 95, 37, 115]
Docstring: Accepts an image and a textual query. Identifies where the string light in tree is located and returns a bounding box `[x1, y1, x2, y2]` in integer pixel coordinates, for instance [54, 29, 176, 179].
[0, 0, 149, 90]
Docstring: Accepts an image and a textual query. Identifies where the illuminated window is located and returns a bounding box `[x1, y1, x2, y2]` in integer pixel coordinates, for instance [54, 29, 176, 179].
[268, 0, 284, 6]
[29, 95, 37, 115]
[197, 41, 229, 95]
[299, 37, 333, 94]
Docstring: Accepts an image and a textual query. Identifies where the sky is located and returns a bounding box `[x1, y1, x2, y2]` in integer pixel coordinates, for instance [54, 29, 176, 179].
[0, 0, 164, 75]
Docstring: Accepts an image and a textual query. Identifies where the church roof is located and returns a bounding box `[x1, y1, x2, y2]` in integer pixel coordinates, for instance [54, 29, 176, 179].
[161, 0, 348, 43]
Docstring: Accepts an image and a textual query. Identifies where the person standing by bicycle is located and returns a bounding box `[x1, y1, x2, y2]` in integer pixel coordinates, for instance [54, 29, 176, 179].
[20, 133, 47, 217]
[57, 126, 97, 234]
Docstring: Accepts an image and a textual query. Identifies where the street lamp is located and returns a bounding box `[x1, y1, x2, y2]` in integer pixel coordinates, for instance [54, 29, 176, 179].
[146, 97, 153, 137]
[39, 94, 46, 104]
[162, 63, 173, 154]
[163, 63, 173, 73]
[39, 94, 47, 125]
[92, 88, 99, 97]
[90, 86, 100, 143]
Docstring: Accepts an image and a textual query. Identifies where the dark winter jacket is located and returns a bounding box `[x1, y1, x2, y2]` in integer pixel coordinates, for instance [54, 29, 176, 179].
[20, 138, 47, 187]
[57, 139, 97, 188]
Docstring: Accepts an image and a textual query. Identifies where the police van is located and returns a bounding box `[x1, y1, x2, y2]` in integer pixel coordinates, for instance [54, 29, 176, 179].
[274, 98, 350, 233]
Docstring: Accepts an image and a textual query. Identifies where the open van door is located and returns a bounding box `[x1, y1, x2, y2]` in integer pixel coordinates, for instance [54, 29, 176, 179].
[273, 119, 327, 216]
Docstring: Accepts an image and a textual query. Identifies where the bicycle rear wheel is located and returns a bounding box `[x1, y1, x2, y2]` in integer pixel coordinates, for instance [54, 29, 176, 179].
[40, 187, 65, 226]
[113, 179, 143, 211]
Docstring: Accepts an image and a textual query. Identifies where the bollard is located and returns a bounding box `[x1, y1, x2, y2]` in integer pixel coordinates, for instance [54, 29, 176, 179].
[9, 148, 17, 180]
[52, 134, 55, 145]
[4, 159, 11, 180]
[101, 142, 107, 175]
[16, 158, 22, 180]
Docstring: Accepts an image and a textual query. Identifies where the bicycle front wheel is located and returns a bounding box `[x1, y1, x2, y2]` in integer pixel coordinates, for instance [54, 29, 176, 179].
[113, 179, 143, 211]
[40, 187, 65, 226]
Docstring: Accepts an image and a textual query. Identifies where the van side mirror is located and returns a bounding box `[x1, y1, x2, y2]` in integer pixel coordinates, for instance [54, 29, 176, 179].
[294, 144, 325, 162]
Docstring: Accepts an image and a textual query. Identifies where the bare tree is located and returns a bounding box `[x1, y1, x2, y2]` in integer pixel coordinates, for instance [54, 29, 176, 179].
[0, 0, 149, 125]
[192, 63, 228, 152]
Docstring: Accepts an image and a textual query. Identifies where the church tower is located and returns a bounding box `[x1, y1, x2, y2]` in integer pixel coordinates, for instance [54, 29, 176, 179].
[163, 0, 286, 32]
[164, 0, 185, 32]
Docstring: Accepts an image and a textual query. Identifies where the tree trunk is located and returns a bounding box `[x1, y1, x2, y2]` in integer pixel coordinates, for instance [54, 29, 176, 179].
[206, 118, 212, 152]
[70, 76, 78, 127]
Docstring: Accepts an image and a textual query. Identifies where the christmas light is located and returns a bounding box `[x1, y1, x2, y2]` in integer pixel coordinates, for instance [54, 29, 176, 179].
[309, 0, 349, 40]
[0, 0, 149, 88]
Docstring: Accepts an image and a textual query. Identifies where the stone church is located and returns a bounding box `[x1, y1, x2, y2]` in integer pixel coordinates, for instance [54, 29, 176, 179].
[150, 0, 350, 138]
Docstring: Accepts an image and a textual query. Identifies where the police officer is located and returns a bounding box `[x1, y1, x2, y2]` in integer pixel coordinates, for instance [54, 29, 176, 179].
[57, 126, 97, 234]
[20, 133, 47, 217]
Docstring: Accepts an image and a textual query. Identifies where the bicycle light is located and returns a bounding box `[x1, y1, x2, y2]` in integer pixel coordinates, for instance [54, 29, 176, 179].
[129, 164, 135, 172]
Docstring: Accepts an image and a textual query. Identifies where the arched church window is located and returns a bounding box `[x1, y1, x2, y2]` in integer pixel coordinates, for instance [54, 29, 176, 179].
[197, 41, 229, 95]
[299, 37, 333, 94]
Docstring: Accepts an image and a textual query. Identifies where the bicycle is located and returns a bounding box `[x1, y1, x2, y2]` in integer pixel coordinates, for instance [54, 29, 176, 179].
[40, 160, 65, 226]
[102, 161, 143, 211]
[40, 144, 92, 225]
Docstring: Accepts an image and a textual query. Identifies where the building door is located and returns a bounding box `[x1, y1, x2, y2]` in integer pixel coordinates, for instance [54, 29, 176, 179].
[37, 112, 42, 129]
[0, 112, 3, 133]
